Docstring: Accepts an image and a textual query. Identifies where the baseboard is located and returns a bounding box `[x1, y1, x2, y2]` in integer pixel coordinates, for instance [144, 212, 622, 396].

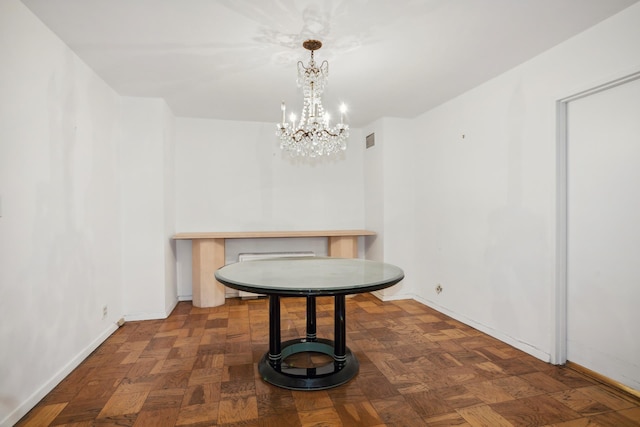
[566, 361, 640, 400]
[124, 311, 169, 321]
[370, 290, 383, 300]
[412, 294, 551, 363]
[1, 323, 118, 427]
[370, 290, 413, 302]
[124, 299, 179, 322]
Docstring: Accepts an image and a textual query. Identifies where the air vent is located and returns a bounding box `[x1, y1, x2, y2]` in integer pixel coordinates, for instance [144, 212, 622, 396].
[366, 133, 375, 148]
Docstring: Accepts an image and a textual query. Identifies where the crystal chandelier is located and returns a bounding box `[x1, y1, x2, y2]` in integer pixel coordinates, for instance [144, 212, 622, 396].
[276, 40, 349, 157]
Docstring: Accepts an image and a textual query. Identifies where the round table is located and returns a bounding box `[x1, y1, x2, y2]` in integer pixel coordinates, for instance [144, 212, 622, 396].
[214, 257, 404, 390]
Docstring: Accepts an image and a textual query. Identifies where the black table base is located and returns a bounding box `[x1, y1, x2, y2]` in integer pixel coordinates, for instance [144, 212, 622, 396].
[258, 338, 359, 390]
[259, 295, 358, 390]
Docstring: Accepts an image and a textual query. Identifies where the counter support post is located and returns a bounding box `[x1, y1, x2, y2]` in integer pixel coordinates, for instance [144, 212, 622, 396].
[192, 238, 226, 307]
[328, 236, 358, 258]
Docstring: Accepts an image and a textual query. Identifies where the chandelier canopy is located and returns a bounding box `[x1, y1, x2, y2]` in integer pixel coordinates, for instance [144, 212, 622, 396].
[276, 40, 349, 157]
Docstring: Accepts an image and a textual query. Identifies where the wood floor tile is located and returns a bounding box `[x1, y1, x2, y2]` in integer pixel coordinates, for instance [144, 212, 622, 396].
[520, 371, 572, 393]
[577, 385, 638, 411]
[490, 394, 582, 426]
[256, 390, 297, 417]
[473, 361, 508, 380]
[133, 407, 180, 426]
[184, 383, 221, 408]
[546, 368, 598, 389]
[174, 402, 219, 426]
[18, 403, 67, 427]
[255, 414, 302, 427]
[334, 401, 384, 426]
[619, 407, 640, 423]
[298, 406, 342, 426]
[51, 397, 111, 424]
[155, 370, 191, 390]
[187, 367, 223, 386]
[97, 391, 149, 418]
[292, 390, 334, 412]
[403, 390, 453, 418]
[220, 378, 255, 399]
[141, 388, 184, 411]
[370, 395, 421, 425]
[217, 395, 258, 424]
[465, 379, 516, 404]
[356, 372, 401, 400]
[437, 384, 485, 409]
[549, 388, 615, 416]
[16, 294, 640, 427]
[588, 410, 640, 427]
[491, 375, 546, 399]
[457, 404, 514, 427]
[424, 411, 473, 426]
[543, 419, 600, 427]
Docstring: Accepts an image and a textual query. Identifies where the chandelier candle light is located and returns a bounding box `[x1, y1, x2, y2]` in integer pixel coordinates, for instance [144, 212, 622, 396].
[276, 40, 349, 157]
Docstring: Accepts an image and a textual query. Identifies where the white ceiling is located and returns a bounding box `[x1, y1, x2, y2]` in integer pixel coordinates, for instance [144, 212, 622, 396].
[21, 0, 639, 127]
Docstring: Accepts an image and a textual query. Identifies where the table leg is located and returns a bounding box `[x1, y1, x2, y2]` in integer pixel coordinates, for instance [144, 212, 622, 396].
[306, 296, 317, 341]
[268, 295, 282, 366]
[258, 293, 358, 390]
[334, 295, 347, 365]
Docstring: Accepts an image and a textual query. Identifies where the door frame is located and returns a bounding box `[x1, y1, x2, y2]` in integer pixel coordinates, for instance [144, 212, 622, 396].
[553, 70, 640, 365]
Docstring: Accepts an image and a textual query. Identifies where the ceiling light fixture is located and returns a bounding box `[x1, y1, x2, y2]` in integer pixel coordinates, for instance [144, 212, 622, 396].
[276, 40, 349, 157]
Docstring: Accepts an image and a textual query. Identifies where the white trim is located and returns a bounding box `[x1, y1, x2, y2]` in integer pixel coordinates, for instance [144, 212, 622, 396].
[124, 298, 179, 322]
[1, 324, 118, 427]
[370, 290, 384, 300]
[553, 99, 568, 365]
[373, 292, 550, 361]
[553, 70, 640, 366]
[413, 295, 551, 362]
[124, 312, 170, 321]
[369, 290, 412, 302]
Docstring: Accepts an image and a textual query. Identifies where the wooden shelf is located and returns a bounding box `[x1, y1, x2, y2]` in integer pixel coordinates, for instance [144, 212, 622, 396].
[173, 230, 376, 308]
[173, 229, 376, 239]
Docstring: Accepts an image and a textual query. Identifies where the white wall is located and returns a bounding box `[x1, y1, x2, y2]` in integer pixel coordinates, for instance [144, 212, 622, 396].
[0, 1, 124, 424]
[363, 120, 385, 263]
[566, 77, 640, 390]
[410, 2, 640, 362]
[363, 118, 417, 300]
[120, 97, 177, 320]
[163, 103, 178, 315]
[174, 118, 365, 298]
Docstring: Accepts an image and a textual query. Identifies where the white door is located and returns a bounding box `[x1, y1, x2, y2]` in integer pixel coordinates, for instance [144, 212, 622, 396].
[566, 76, 640, 391]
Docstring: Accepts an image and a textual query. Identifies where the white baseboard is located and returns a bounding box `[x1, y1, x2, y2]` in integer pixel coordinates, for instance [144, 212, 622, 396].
[125, 299, 178, 322]
[370, 290, 412, 302]
[1, 323, 118, 427]
[412, 294, 551, 363]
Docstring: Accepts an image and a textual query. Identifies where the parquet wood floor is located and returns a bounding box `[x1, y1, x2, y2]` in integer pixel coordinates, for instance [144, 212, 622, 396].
[17, 294, 640, 426]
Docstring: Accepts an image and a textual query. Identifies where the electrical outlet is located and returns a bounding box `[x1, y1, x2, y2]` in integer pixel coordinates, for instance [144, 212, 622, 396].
[435, 284, 443, 294]
[102, 305, 108, 319]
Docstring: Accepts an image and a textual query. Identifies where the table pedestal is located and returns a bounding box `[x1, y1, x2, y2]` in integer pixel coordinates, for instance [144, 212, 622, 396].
[258, 295, 359, 390]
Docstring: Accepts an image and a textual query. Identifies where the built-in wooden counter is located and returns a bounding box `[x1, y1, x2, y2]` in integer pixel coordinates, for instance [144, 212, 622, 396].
[173, 230, 376, 307]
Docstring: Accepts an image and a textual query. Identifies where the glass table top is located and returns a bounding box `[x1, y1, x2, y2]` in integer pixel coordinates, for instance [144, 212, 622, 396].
[215, 257, 404, 296]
